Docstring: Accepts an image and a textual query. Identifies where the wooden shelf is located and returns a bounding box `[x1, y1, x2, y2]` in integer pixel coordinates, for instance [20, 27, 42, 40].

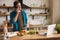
[0, 6, 30, 9]
[0, 13, 10, 16]
[29, 24, 47, 28]
[29, 24, 42, 28]
[0, 6, 13, 8]
[0, 6, 48, 9]
[30, 7, 48, 9]
[0, 26, 13, 29]
[29, 13, 49, 16]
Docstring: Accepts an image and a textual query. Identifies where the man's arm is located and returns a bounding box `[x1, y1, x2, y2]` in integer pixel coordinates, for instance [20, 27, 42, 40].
[10, 8, 20, 23]
[14, 12, 19, 22]
[10, 12, 19, 24]
[14, 8, 21, 22]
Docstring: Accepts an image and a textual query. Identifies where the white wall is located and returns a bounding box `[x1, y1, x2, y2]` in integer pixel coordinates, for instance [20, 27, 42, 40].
[49, 0, 60, 24]
[0, 0, 16, 26]
[23, 0, 49, 7]
[0, 0, 16, 6]
[52, 0, 60, 24]
[0, 0, 49, 25]
[23, 0, 49, 25]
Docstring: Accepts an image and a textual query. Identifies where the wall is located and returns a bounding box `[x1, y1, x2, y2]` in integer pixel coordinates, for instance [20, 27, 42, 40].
[0, 0, 49, 26]
[49, 0, 53, 24]
[23, 0, 49, 25]
[0, 0, 15, 6]
[0, 0, 16, 26]
[52, 0, 60, 24]
[50, 0, 60, 24]
[23, 0, 49, 7]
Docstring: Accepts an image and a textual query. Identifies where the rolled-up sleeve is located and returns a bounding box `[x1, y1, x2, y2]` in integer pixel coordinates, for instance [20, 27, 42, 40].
[10, 12, 16, 24]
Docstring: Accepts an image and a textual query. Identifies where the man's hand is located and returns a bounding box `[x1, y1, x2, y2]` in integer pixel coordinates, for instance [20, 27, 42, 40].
[26, 23, 29, 28]
[16, 8, 21, 14]
[14, 8, 21, 22]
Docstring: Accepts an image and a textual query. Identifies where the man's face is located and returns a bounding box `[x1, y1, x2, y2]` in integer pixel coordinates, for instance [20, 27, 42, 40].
[16, 3, 21, 11]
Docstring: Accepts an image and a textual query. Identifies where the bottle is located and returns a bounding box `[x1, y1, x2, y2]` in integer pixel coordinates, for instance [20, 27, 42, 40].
[26, 21, 30, 31]
[3, 33, 8, 40]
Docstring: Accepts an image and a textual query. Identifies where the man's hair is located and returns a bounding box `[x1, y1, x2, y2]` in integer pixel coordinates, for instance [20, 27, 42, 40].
[14, 1, 20, 8]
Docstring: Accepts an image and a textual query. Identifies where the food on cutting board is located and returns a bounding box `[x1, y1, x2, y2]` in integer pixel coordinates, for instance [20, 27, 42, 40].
[17, 29, 36, 36]
[28, 30, 36, 34]
[17, 30, 28, 36]
[17, 32, 24, 36]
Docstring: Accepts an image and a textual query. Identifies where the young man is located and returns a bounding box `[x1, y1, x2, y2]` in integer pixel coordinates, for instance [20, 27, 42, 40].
[10, 1, 28, 31]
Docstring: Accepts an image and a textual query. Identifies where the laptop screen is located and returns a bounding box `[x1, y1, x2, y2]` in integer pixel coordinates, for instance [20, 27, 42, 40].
[47, 24, 56, 36]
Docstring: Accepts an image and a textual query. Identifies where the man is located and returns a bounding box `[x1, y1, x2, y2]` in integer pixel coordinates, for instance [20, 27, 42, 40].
[10, 1, 28, 31]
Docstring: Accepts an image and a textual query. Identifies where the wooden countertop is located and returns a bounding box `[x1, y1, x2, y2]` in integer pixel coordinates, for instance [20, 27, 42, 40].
[8, 34, 60, 40]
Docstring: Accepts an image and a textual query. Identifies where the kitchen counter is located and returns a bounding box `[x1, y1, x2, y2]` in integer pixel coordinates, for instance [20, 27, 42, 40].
[8, 34, 60, 40]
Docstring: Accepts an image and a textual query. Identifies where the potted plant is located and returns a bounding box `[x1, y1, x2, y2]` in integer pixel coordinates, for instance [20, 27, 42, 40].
[55, 24, 60, 33]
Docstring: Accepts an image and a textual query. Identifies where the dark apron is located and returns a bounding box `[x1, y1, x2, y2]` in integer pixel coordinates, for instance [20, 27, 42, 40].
[17, 12, 24, 31]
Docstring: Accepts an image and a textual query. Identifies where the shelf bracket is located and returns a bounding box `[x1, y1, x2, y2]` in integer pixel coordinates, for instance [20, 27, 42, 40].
[30, 8, 32, 12]
[32, 15, 34, 20]
[7, 8, 9, 12]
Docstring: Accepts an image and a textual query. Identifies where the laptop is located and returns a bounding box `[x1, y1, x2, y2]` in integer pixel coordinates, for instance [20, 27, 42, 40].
[39, 24, 56, 36]
[47, 24, 56, 36]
